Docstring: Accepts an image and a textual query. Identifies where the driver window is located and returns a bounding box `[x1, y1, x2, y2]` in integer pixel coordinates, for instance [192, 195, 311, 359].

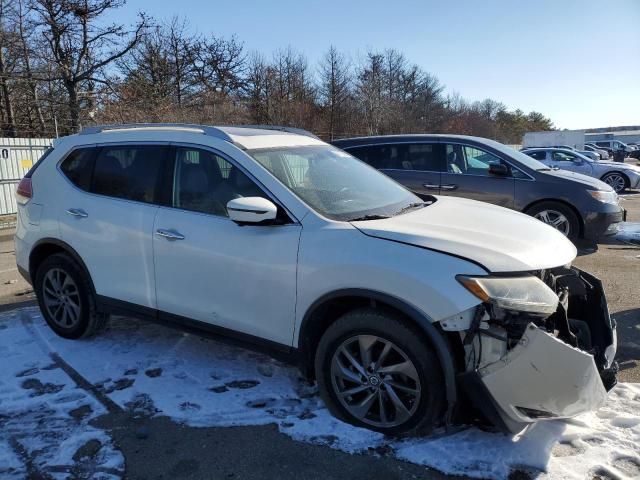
[173, 147, 264, 217]
[445, 144, 509, 177]
[552, 151, 575, 162]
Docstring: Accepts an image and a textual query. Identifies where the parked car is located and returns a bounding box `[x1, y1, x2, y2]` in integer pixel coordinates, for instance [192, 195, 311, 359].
[586, 142, 614, 157]
[587, 139, 633, 153]
[522, 148, 640, 193]
[332, 135, 625, 242]
[577, 150, 600, 161]
[583, 143, 610, 160]
[15, 124, 617, 436]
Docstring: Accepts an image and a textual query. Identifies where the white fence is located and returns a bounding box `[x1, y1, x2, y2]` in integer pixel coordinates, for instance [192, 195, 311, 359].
[0, 137, 53, 215]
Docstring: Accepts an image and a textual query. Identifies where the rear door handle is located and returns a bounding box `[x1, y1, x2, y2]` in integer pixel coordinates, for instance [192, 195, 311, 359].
[422, 183, 440, 190]
[155, 229, 185, 241]
[66, 208, 88, 218]
[441, 184, 458, 191]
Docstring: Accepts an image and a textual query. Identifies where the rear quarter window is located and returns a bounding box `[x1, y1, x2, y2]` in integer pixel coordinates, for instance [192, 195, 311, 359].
[60, 148, 96, 191]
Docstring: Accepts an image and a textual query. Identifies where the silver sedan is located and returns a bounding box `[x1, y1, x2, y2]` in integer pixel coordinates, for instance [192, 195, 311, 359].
[523, 148, 640, 193]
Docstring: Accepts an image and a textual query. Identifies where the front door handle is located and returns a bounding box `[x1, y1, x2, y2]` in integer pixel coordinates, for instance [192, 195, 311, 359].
[422, 183, 440, 190]
[441, 184, 458, 191]
[155, 229, 185, 241]
[66, 208, 88, 218]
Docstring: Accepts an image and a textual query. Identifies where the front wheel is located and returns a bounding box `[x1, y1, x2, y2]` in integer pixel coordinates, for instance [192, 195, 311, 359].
[601, 172, 628, 193]
[526, 201, 580, 241]
[314, 308, 446, 436]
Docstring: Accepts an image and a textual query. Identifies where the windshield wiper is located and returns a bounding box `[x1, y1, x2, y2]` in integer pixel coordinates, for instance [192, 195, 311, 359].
[394, 201, 429, 216]
[348, 214, 391, 222]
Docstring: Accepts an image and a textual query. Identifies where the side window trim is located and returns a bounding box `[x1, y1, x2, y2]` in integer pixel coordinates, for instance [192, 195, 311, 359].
[168, 142, 299, 224]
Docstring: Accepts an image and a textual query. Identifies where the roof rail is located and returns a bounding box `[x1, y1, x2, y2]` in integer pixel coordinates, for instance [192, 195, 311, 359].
[79, 123, 233, 142]
[232, 125, 320, 140]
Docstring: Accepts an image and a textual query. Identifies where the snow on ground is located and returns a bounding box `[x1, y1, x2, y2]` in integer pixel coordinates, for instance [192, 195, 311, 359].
[1, 307, 639, 479]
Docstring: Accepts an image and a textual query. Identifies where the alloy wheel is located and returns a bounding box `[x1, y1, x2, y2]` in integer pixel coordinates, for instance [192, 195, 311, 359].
[603, 174, 626, 193]
[330, 335, 421, 428]
[42, 268, 82, 329]
[534, 209, 571, 236]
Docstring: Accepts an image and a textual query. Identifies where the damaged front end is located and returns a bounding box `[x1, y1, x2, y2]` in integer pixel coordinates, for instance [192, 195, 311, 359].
[453, 266, 617, 434]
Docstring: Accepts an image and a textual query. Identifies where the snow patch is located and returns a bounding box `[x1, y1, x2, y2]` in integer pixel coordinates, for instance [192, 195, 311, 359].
[1, 308, 639, 479]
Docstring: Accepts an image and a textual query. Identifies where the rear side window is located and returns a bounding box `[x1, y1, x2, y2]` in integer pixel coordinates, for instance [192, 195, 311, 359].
[348, 144, 441, 171]
[525, 151, 547, 161]
[60, 148, 95, 191]
[91, 146, 167, 203]
[347, 145, 402, 169]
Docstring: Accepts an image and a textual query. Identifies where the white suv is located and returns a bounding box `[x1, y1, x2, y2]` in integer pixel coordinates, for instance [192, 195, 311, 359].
[15, 124, 617, 435]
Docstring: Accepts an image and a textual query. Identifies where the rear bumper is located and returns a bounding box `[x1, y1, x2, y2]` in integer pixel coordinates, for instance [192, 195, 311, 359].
[459, 267, 616, 434]
[583, 207, 625, 240]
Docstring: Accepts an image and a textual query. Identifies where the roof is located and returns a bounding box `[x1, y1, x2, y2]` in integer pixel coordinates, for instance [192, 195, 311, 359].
[78, 123, 325, 150]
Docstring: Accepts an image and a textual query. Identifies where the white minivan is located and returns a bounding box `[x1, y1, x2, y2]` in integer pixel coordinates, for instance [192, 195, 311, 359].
[15, 124, 617, 435]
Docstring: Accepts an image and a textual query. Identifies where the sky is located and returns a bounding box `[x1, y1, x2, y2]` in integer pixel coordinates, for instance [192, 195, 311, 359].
[105, 0, 640, 130]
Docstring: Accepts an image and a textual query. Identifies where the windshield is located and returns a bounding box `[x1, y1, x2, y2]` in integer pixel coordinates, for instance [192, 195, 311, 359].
[249, 145, 422, 221]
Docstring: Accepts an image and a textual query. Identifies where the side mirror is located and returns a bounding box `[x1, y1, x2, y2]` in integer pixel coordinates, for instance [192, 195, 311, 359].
[573, 158, 583, 164]
[227, 197, 277, 225]
[489, 163, 509, 176]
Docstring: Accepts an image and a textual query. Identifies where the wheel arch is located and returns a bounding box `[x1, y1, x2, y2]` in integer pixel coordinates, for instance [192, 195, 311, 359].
[297, 288, 458, 419]
[600, 171, 629, 189]
[523, 198, 585, 238]
[29, 238, 96, 295]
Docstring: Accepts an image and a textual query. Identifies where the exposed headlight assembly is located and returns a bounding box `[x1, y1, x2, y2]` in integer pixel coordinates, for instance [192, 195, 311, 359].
[457, 274, 559, 315]
[588, 190, 618, 205]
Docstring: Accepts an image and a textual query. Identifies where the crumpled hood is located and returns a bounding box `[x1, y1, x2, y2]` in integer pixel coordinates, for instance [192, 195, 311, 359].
[352, 196, 577, 273]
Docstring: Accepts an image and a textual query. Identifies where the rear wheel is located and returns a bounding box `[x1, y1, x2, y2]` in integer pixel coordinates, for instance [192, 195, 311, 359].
[526, 201, 580, 241]
[34, 253, 107, 339]
[601, 172, 628, 193]
[315, 308, 446, 436]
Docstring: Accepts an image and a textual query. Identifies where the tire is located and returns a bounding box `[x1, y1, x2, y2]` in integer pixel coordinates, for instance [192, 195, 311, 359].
[34, 253, 107, 339]
[314, 308, 446, 436]
[600, 172, 629, 194]
[525, 201, 580, 241]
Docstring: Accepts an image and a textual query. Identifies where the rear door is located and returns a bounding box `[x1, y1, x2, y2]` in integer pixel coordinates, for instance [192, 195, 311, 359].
[345, 143, 444, 198]
[58, 144, 170, 308]
[439, 143, 515, 208]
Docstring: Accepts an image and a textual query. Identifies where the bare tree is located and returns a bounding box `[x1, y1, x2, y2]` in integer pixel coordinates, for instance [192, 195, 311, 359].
[0, 0, 17, 136]
[318, 46, 352, 139]
[30, 0, 147, 130]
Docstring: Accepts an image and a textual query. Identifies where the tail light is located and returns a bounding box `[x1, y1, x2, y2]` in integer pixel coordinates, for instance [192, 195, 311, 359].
[16, 178, 32, 205]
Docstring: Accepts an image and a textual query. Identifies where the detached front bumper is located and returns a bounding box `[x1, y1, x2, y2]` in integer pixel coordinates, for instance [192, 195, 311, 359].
[459, 267, 617, 434]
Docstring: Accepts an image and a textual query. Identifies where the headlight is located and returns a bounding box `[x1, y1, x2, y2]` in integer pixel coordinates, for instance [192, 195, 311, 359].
[456, 275, 559, 315]
[588, 190, 618, 205]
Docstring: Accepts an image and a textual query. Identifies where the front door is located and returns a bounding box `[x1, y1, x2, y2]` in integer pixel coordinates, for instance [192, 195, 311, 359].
[439, 143, 515, 208]
[549, 150, 593, 176]
[152, 146, 301, 345]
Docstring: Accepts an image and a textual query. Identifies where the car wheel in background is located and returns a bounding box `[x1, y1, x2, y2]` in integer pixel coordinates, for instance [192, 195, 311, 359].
[601, 173, 628, 194]
[526, 201, 580, 241]
[35, 253, 107, 339]
[315, 308, 446, 436]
